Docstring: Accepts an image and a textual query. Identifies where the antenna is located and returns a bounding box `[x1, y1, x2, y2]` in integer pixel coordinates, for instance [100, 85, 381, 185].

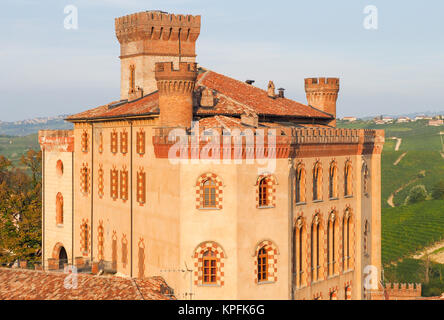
[160, 262, 194, 300]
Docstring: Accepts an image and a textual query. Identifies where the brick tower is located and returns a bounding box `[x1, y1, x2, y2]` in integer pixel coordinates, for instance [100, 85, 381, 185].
[155, 61, 198, 127]
[304, 77, 340, 126]
[115, 11, 201, 100]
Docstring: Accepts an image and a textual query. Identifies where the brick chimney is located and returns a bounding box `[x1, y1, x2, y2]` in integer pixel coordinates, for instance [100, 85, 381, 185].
[304, 77, 340, 126]
[155, 62, 198, 127]
[116, 11, 201, 100]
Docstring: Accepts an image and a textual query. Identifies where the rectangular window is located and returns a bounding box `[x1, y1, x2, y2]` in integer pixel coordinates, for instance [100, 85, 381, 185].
[203, 259, 217, 284]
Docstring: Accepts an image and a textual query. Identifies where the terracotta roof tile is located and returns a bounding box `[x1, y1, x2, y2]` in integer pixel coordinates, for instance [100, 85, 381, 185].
[0, 268, 173, 300]
[66, 68, 332, 122]
[195, 69, 332, 118]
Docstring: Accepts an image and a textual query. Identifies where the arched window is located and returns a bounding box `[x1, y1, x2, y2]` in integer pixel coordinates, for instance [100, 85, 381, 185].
[255, 240, 278, 284]
[329, 161, 338, 199]
[330, 290, 337, 300]
[327, 211, 338, 276]
[257, 247, 268, 282]
[345, 285, 352, 300]
[311, 214, 323, 282]
[203, 250, 217, 284]
[294, 217, 306, 288]
[196, 174, 223, 210]
[56, 160, 64, 177]
[258, 178, 269, 207]
[363, 163, 370, 196]
[194, 241, 226, 286]
[364, 220, 370, 256]
[344, 161, 353, 197]
[56, 193, 63, 225]
[80, 221, 90, 256]
[80, 164, 89, 195]
[98, 221, 104, 261]
[342, 209, 353, 271]
[295, 163, 306, 204]
[313, 162, 322, 201]
[203, 179, 217, 208]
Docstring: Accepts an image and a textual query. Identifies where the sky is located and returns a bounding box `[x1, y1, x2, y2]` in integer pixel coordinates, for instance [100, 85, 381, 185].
[0, 0, 443, 121]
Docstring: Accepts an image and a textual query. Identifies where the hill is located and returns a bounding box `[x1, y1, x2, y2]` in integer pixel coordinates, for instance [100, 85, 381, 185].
[0, 134, 40, 168]
[339, 119, 444, 296]
[0, 116, 72, 136]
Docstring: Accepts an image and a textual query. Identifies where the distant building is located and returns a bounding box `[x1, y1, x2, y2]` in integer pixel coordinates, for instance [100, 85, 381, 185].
[428, 119, 443, 126]
[397, 117, 410, 123]
[342, 117, 357, 122]
[382, 117, 394, 123]
[374, 120, 385, 125]
[415, 115, 432, 121]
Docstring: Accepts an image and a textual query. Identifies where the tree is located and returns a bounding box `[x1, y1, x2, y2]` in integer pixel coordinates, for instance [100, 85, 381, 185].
[405, 185, 427, 205]
[0, 152, 41, 266]
[432, 180, 444, 200]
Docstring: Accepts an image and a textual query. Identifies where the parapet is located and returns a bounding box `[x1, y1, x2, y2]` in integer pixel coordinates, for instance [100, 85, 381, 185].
[305, 77, 340, 91]
[155, 62, 198, 82]
[115, 11, 201, 44]
[383, 283, 422, 300]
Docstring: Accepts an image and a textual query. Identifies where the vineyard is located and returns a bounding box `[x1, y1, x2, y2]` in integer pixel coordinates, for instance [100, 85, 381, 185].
[382, 200, 444, 264]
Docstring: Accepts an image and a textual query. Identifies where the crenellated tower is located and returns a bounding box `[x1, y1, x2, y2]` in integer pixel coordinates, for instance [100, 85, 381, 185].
[304, 77, 340, 126]
[155, 62, 198, 128]
[115, 11, 201, 100]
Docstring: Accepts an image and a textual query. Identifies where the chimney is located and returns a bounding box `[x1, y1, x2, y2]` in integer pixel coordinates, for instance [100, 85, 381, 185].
[116, 11, 201, 100]
[200, 87, 215, 107]
[155, 62, 198, 128]
[267, 81, 276, 98]
[277, 88, 285, 98]
[304, 77, 340, 126]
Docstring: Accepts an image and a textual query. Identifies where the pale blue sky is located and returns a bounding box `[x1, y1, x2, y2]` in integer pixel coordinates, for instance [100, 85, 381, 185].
[0, 0, 443, 121]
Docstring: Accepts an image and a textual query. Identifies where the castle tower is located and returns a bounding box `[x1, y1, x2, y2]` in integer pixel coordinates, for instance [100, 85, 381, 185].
[115, 11, 201, 100]
[155, 61, 198, 127]
[304, 77, 340, 126]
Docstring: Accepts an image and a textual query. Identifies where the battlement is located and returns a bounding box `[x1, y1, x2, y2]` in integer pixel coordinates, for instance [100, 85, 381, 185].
[305, 77, 340, 90]
[155, 62, 198, 82]
[382, 283, 422, 300]
[152, 127, 384, 159]
[115, 11, 201, 44]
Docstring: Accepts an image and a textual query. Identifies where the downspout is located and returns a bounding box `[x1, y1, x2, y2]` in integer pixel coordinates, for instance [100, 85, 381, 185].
[42, 148, 45, 269]
[72, 150, 74, 264]
[289, 159, 295, 300]
[90, 122, 94, 263]
[130, 121, 133, 278]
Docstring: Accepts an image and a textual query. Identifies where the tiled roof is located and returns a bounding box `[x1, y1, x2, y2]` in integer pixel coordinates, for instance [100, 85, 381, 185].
[66, 68, 332, 122]
[0, 268, 173, 300]
[66, 92, 159, 121]
[195, 69, 332, 118]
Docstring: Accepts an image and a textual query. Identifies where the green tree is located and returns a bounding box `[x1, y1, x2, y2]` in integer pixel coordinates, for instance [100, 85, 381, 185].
[405, 185, 427, 205]
[432, 180, 444, 200]
[0, 153, 41, 266]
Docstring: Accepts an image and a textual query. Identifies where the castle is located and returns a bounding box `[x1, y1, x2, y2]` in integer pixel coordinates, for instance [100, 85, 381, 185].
[39, 10, 388, 300]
